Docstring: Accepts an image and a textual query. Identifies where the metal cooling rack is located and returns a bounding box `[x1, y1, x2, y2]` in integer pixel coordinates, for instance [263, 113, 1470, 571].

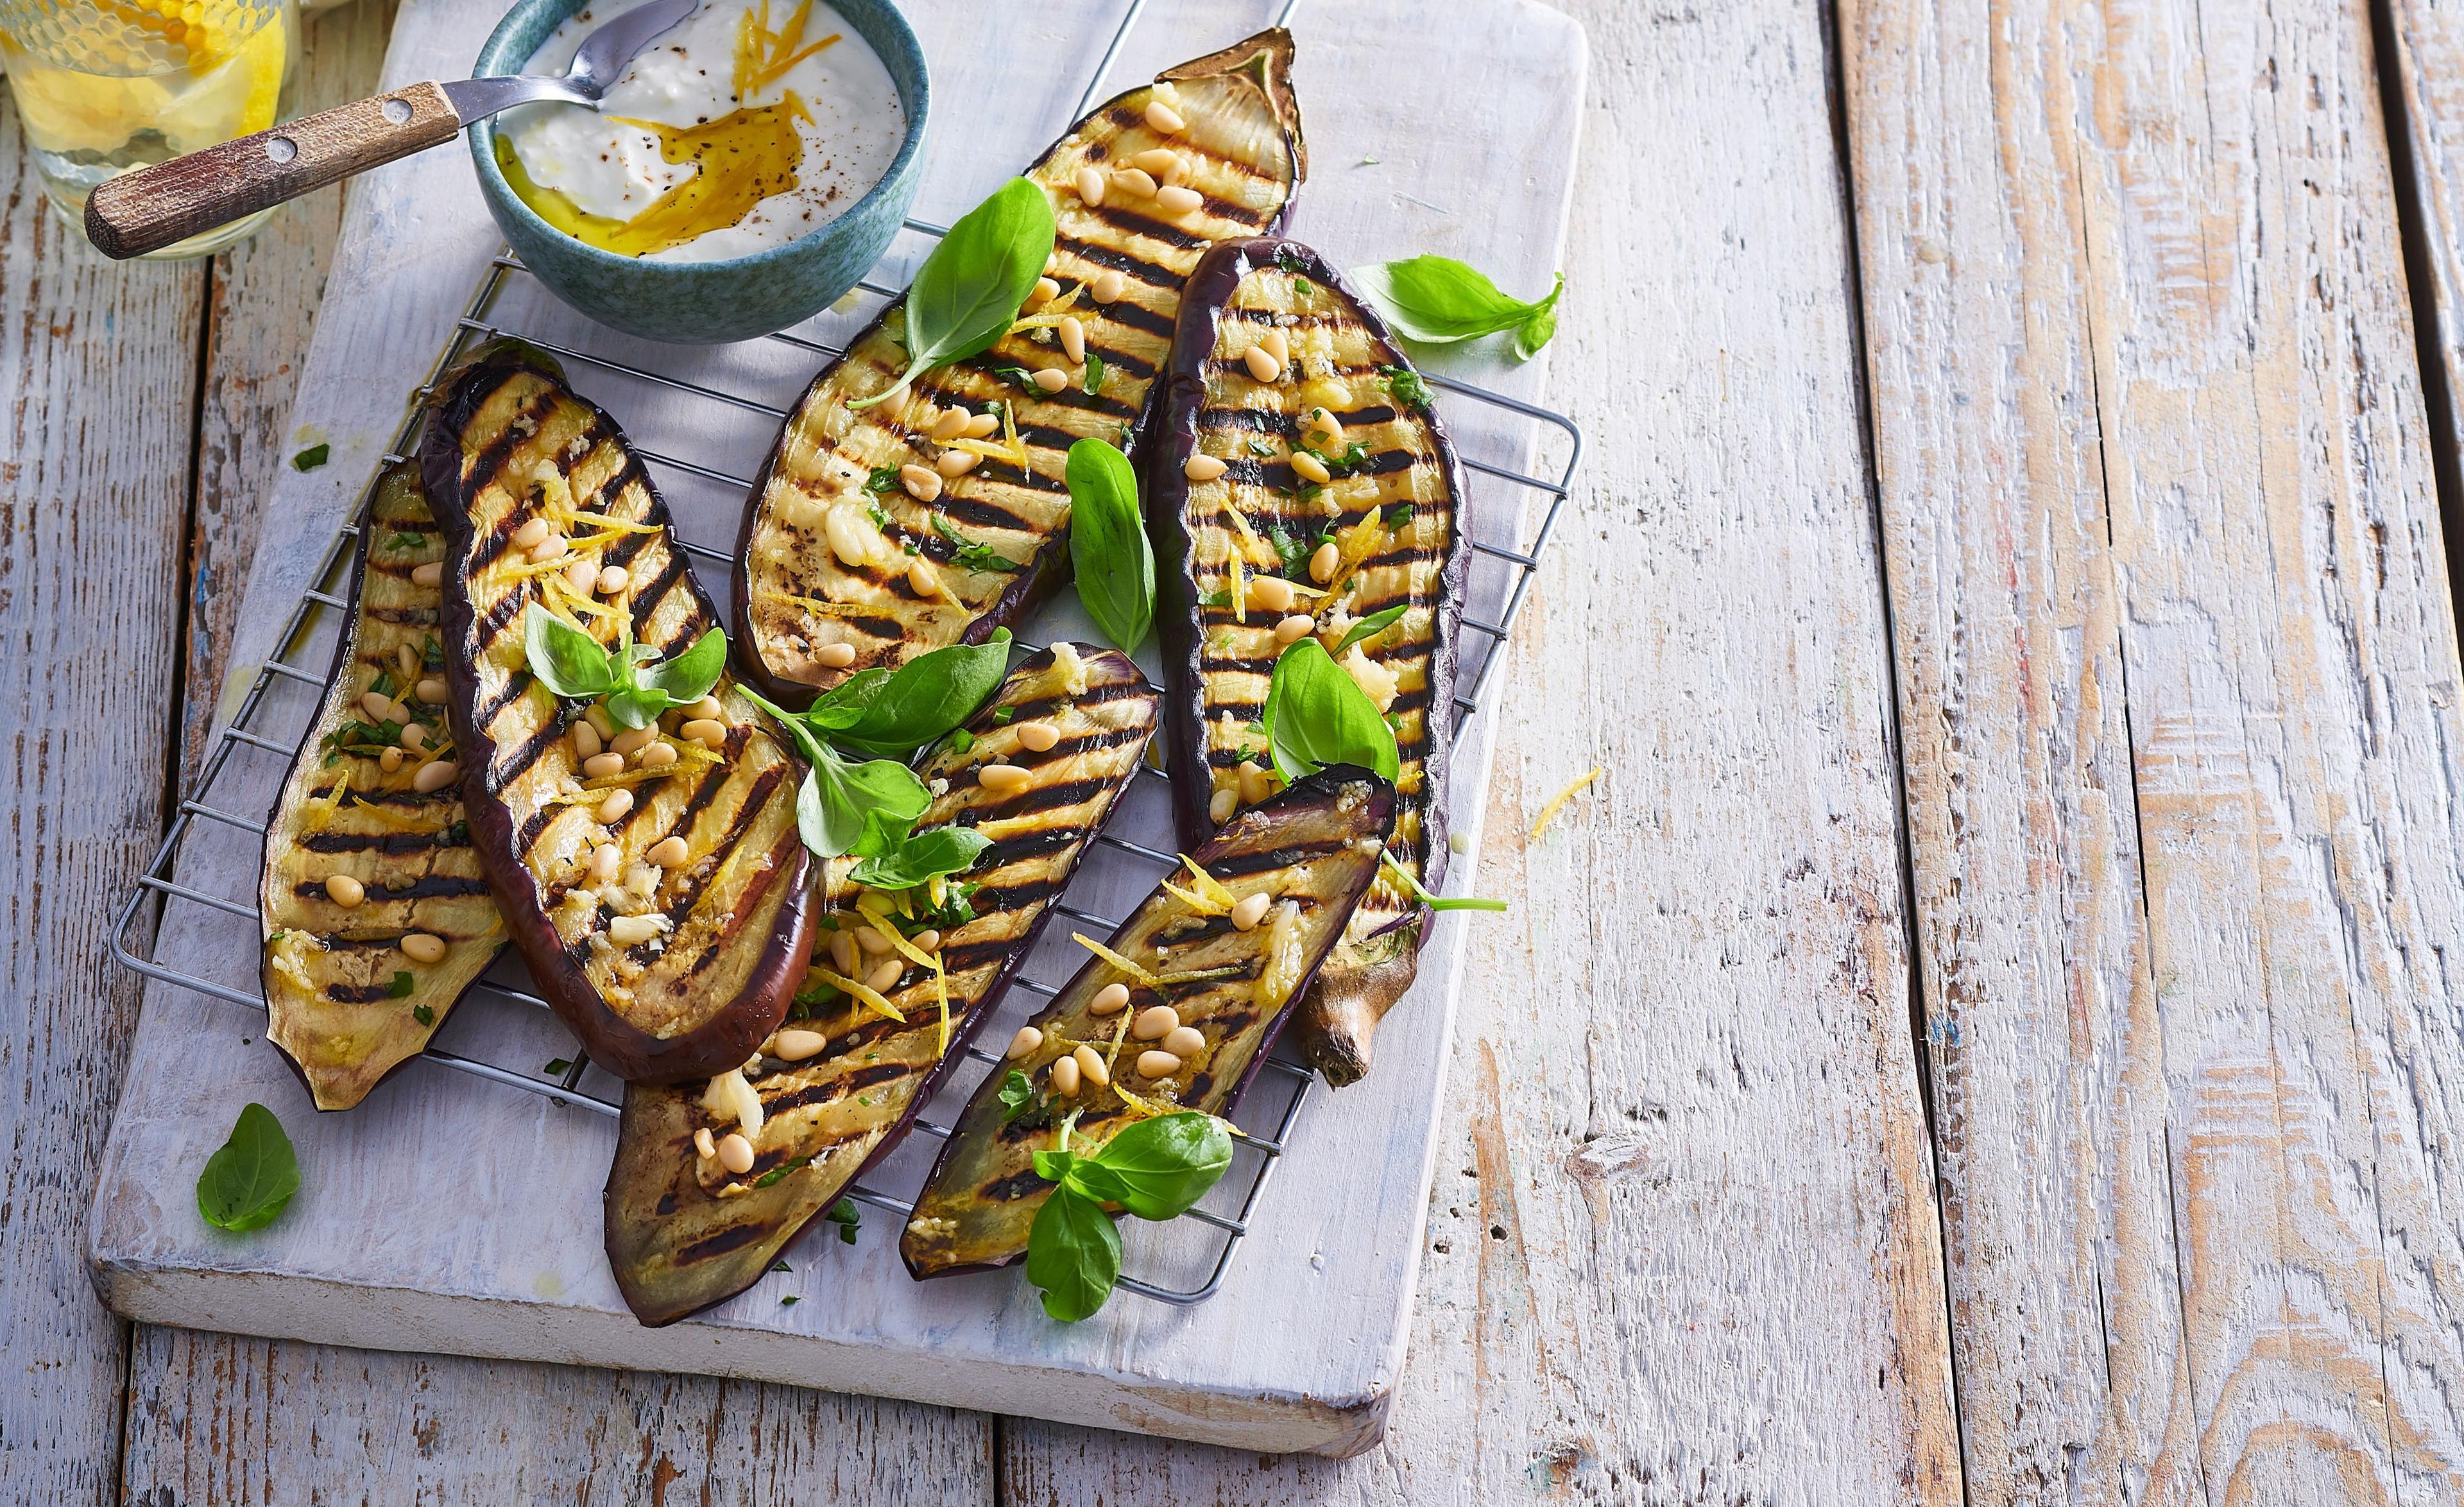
[105, 0, 1583, 1308]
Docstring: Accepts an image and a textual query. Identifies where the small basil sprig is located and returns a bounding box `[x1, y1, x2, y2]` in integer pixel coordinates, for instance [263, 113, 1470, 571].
[748, 686, 934, 860]
[1333, 604, 1408, 655]
[1026, 1112, 1235, 1322]
[196, 1103, 300, 1233]
[801, 631, 1012, 758]
[1262, 639, 1399, 782]
[849, 822, 991, 890]
[850, 178, 1057, 409]
[523, 607, 725, 730]
[1352, 254, 1564, 361]
[1065, 438, 1153, 651]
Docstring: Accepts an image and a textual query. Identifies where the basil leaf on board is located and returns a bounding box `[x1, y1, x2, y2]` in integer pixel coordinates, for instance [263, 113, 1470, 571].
[1065, 437, 1154, 651]
[848, 823, 992, 890]
[1334, 604, 1409, 655]
[1262, 639, 1401, 782]
[1075, 1112, 1234, 1220]
[291, 443, 330, 472]
[850, 178, 1058, 409]
[196, 1103, 301, 1233]
[522, 605, 617, 700]
[826, 1198, 862, 1243]
[827, 631, 1011, 757]
[1382, 847, 1509, 913]
[1352, 255, 1564, 361]
[1025, 1185, 1121, 1323]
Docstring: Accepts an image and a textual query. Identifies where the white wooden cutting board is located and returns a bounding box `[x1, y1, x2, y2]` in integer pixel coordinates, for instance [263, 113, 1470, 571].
[87, 0, 1584, 1458]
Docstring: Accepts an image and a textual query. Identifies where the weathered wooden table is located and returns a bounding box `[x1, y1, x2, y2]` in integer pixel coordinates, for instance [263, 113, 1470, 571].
[17, 0, 2464, 1497]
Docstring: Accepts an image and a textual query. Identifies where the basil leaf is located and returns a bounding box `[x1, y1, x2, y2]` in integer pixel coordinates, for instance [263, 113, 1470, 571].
[851, 178, 1057, 408]
[1353, 256, 1564, 357]
[522, 605, 616, 700]
[604, 685, 668, 730]
[828, 631, 1011, 756]
[641, 628, 726, 704]
[196, 1103, 300, 1233]
[804, 667, 894, 730]
[1262, 639, 1400, 782]
[1025, 1185, 1120, 1323]
[291, 443, 330, 472]
[1334, 605, 1408, 655]
[998, 1069, 1036, 1121]
[1513, 294, 1560, 362]
[848, 823, 992, 890]
[1065, 437, 1153, 651]
[1073, 1112, 1234, 1221]
[810, 741, 934, 859]
[1082, 352, 1106, 395]
[1032, 1147, 1076, 1184]
[1380, 365, 1435, 415]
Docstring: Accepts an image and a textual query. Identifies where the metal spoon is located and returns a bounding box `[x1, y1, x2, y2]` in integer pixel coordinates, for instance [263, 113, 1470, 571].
[84, 0, 699, 260]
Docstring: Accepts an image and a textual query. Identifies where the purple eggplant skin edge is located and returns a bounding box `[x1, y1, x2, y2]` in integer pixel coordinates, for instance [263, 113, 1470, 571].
[1143, 236, 1471, 924]
[420, 341, 819, 1085]
[899, 764, 1396, 1282]
[255, 461, 507, 1110]
[725, 31, 1305, 709]
[606, 648, 1159, 1327]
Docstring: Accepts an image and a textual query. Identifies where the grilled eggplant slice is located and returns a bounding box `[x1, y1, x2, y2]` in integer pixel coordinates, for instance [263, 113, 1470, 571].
[900, 766, 1393, 1279]
[260, 460, 506, 1110]
[1146, 239, 1467, 1086]
[604, 643, 1158, 1324]
[734, 30, 1306, 700]
[422, 342, 816, 1084]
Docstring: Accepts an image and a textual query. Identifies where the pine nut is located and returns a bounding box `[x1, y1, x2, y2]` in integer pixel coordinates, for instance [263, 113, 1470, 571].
[907, 559, 938, 597]
[379, 747, 404, 773]
[866, 958, 904, 995]
[1184, 454, 1228, 482]
[583, 752, 626, 779]
[1132, 1004, 1179, 1041]
[1074, 1044, 1109, 1089]
[1031, 368, 1070, 393]
[590, 842, 622, 883]
[325, 874, 365, 908]
[900, 463, 943, 501]
[681, 718, 727, 748]
[937, 449, 979, 478]
[685, 696, 724, 721]
[1290, 450, 1331, 484]
[771, 1028, 826, 1062]
[411, 562, 443, 587]
[1244, 346, 1283, 383]
[1145, 100, 1185, 133]
[1137, 1049, 1183, 1079]
[397, 643, 418, 678]
[1029, 275, 1063, 307]
[1008, 1026, 1045, 1060]
[413, 759, 460, 794]
[415, 676, 447, 704]
[564, 559, 598, 596]
[400, 723, 429, 750]
[360, 691, 397, 722]
[1261, 327, 1290, 364]
[1276, 614, 1315, 644]
[1091, 981, 1132, 1016]
[400, 933, 447, 963]
[572, 722, 604, 758]
[1110, 167, 1157, 199]
[1229, 891, 1272, 931]
[609, 913, 663, 945]
[856, 925, 893, 954]
[694, 1128, 717, 1159]
[1092, 269, 1127, 304]
[514, 517, 552, 551]
[585, 705, 617, 739]
[910, 929, 941, 952]
[929, 408, 969, 442]
[1161, 1025, 1205, 1057]
[647, 836, 691, 867]
[595, 565, 630, 596]
[717, 1133, 756, 1175]
[1016, 721, 1060, 752]
[1074, 165, 1106, 205]
[596, 788, 634, 823]
[817, 642, 859, 668]
[828, 931, 860, 975]
[1210, 786, 1238, 823]
[612, 726, 656, 756]
[979, 762, 1031, 791]
[1236, 761, 1269, 806]
[637, 741, 679, 769]
[1310, 540, 1340, 582]
[1155, 184, 1202, 214]
[964, 412, 1000, 439]
[1058, 315, 1086, 363]
[1051, 1055, 1082, 1096]
[1247, 574, 1295, 613]
[527, 533, 567, 564]
[1131, 147, 1179, 177]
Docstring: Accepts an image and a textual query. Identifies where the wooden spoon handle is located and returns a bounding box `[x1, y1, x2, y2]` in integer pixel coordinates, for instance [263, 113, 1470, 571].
[83, 82, 460, 259]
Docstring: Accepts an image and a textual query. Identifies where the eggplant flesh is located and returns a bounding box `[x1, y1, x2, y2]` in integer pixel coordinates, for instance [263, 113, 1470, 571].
[422, 343, 816, 1085]
[604, 644, 1159, 1325]
[1145, 239, 1467, 1086]
[900, 766, 1394, 1280]
[733, 30, 1306, 702]
[259, 461, 507, 1110]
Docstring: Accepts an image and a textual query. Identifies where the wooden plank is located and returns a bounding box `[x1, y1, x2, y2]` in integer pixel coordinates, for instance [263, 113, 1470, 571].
[0, 64, 204, 1507]
[1004, 0, 1964, 1496]
[1845, 0, 2464, 1495]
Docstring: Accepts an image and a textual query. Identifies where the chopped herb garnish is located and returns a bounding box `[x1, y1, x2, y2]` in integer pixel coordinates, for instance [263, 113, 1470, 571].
[932, 514, 1023, 573]
[422, 636, 445, 671]
[772, 1260, 793, 1273]
[1383, 504, 1416, 533]
[370, 670, 398, 698]
[1083, 352, 1106, 395]
[386, 970, 415, 999]
[998, 1068, 1037, 1122]
[1247, 436, 1278, 458]
[950, 728, 975, 754]
[386, 531, 425, 549]
[411, 1005, 435, 1026]
[993, 706, 1014, 724]
[1380, 365, 1435, 413]
[864, 499, 896, 532]
[864, 466, 902, 495]
[543, 1058, 572, 1076]
[826, 1199, 862, 1243]
[995, 365, 1041, 392]
[780, 1295, 800, 1306]
[291, 443, 330, 472]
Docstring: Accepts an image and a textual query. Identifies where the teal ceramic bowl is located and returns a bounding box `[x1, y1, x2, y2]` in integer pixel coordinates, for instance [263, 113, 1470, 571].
[468, 0, 928, 345]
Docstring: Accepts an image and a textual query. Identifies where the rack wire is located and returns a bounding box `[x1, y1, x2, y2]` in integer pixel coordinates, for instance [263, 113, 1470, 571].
[105, 0, 1582, 1309]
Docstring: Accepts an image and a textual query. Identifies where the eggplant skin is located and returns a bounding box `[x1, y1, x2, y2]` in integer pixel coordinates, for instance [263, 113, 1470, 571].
[259, 460, 507, 1110]
[1145, 239, 1469, 1086]
[731, 29, 1306, 707]
[421, 341, 816, 1084]
[604, 645, 1158, 1325]
[899, 766, 1394, 1281]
